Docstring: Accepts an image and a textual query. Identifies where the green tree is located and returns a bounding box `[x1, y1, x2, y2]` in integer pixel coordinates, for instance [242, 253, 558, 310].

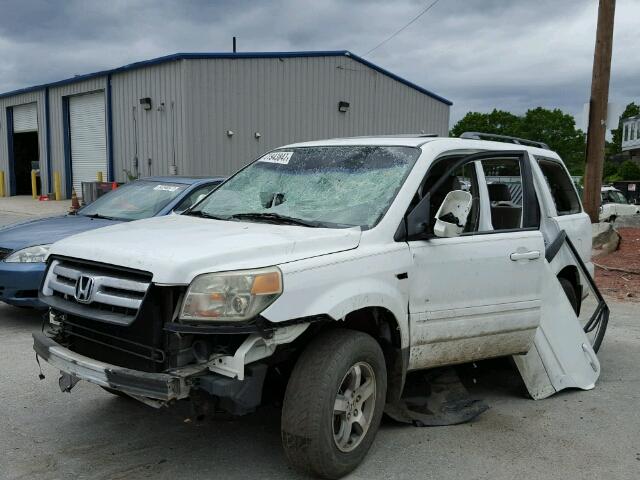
[450, 109, 522, 137]
[618, 160, 640, 180]
[519, 108, 586, 174]
[609, 102, 640, 156]
[450, 107, 586, 174]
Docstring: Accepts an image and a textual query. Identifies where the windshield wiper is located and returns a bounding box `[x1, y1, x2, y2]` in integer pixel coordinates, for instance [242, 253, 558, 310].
[229, 212, 322, 227]
[82, 213, 120, 221]
[184, 210, 230, 220]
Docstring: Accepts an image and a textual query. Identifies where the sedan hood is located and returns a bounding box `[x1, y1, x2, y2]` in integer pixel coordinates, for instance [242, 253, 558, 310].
[0, 215, 119, 251]
[48, 215, 362, 284]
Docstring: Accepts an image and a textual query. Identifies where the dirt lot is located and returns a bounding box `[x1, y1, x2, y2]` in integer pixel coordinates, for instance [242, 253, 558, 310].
[595, 227, 640, 301]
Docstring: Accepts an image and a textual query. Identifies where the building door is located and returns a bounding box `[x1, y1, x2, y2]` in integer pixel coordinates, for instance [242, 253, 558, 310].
[11, 103, 39, 196]
[69, 92, 107, 196]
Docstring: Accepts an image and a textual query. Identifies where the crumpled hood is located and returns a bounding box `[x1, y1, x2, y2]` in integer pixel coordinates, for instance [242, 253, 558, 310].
[0, 215, 119, 251]
[48, 215, 362, 284]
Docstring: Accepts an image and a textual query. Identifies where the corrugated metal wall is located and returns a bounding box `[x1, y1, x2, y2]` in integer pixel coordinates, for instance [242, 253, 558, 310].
[2, 55, 450, 195]
[180, 56, 450, 176]
[111, 60, 187, 179]
[0, 91, 46, 195]
[48, 77, 107, 195]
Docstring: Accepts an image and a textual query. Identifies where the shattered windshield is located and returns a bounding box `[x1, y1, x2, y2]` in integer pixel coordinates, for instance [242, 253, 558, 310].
[191, 146, 420, 229]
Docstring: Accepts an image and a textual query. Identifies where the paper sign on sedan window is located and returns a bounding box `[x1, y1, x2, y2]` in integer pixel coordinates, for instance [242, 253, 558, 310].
[259, 151, 293, 165]
[154, 185, 180, 192]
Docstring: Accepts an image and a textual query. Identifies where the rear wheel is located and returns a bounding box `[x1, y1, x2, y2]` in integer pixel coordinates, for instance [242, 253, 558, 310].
[281, 329, 387, 479]
[559, 277, 579, 315]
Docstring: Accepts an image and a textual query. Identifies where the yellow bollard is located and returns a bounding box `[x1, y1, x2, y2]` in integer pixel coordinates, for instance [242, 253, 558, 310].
[0, 170, 4, 197]
[54, 171, 62, 201]
[97, 171, 103, 182]
[31, 170, 38, 199]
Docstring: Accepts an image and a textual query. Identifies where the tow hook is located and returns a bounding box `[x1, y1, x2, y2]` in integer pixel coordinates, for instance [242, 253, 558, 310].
[58, 372, 80, 393]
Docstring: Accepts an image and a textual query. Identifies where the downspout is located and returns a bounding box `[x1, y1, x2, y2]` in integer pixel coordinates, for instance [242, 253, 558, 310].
[106, 74, 114, 182]
[45, 87, 52, 193]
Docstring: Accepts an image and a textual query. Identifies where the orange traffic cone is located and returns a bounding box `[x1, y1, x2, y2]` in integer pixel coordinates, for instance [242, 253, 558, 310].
[111, 181, 117, 190]
[69, 188, 80, 213]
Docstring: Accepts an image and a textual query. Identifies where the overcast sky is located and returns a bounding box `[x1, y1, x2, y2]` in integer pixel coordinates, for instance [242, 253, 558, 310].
[0, 0, 637, 127]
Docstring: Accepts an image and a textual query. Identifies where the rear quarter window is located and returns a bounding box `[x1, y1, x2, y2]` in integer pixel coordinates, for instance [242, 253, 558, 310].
[536, 157, 581, 216]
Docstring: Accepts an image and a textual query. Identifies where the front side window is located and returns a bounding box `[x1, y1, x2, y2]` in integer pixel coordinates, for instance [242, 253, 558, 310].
[536, 158, 581, 216]
[79, 180, 187, 221]
[191, 146, 420, 229]
[174, 182, 221, 214]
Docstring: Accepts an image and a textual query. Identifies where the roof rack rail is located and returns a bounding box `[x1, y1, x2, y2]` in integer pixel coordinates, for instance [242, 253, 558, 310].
[460, 132, 549, 150]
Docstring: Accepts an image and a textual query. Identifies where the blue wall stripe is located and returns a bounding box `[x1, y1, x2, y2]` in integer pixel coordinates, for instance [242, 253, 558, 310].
[45, 87, 52, 193]
[5, 107, 15, 196]
[61, 97, 72, 197]
[106, 74, 114, 182]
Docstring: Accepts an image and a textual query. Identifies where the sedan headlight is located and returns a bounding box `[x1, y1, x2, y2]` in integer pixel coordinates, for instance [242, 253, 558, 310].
[180, 267, 283, 322]
[4, 244, 51, 263]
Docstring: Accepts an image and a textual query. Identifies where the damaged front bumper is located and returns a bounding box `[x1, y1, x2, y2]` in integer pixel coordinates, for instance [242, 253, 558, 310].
[33, 332, 194, 401]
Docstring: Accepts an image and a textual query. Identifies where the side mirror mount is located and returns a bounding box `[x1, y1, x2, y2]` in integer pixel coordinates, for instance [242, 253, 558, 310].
[433, 190, 473, 238]
[405, 194, 431, 239]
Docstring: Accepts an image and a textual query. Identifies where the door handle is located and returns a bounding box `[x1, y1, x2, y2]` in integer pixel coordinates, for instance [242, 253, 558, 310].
[510, 250, 541, 261]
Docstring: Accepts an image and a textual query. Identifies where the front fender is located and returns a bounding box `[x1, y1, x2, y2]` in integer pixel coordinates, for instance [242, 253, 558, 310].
[262, 245, 412, 349]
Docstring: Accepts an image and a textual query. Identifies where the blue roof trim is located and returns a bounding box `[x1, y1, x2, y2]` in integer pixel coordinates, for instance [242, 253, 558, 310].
[0, 50, 452, 105]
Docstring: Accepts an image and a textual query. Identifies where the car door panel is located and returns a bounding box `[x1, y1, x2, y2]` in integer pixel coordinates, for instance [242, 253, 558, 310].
[408, 230, 544, 370]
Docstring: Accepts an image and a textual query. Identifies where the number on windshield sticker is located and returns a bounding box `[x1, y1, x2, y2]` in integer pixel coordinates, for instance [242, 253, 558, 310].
[259, 151, 293, 165]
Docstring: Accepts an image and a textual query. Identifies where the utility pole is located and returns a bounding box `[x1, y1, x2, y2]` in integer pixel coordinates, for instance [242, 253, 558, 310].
[583, 0, 616, 223]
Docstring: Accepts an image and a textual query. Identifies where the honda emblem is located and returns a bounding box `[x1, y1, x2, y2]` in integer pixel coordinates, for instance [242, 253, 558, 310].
[74, 275, 95, 304]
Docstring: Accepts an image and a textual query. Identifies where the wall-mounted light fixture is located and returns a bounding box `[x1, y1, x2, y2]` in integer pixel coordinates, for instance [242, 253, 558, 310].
[338, 101, 350, 113]
[226, 130, 234, 137]
[254, 132, 261, 139]
[139, 97, 152, 111]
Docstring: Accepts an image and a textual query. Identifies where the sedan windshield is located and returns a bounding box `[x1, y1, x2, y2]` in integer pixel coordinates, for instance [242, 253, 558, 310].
[79, 180, 187, 221]
[190, 146, 420, 229]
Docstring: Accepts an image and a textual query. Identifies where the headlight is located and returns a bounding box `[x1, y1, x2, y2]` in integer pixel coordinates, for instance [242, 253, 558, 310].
[4, 244, 51, 263]
[180, 267, 283, 322]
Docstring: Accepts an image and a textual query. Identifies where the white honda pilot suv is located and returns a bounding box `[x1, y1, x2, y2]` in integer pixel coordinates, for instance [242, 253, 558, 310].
[34, 134, 602, 479]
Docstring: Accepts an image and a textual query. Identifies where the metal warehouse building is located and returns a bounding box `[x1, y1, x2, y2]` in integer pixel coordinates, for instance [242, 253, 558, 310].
[0, 51, 451, 199]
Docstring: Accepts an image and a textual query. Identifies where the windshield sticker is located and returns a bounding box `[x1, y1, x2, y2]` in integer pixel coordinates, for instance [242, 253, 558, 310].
[259, 151, 293, 165]
[154, 185, 180, 192]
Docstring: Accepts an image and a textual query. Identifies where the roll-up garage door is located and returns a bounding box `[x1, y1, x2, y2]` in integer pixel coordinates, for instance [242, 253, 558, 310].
[69, 92, 107, 195]
[13, 103, 38, 132]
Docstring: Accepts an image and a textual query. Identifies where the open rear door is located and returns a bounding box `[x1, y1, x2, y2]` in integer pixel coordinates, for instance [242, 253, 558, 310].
[513, 231, 608, 399]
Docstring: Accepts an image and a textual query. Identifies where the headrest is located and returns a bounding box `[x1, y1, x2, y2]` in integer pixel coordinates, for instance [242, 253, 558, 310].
[488, 183, 512, 202]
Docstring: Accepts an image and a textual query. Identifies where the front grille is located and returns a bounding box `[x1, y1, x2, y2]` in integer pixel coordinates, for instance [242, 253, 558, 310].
[41, 257, 152, 326]
[0, 248, 12, 261]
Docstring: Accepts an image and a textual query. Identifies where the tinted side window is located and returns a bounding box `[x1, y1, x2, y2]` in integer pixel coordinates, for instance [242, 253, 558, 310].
[536, 159, 581, 215]
[174, 183, 220, 213]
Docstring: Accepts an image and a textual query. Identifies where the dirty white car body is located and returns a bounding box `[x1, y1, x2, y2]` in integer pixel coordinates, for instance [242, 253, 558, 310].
[599, 185, 640, 222]
[34, 136, 602, 479]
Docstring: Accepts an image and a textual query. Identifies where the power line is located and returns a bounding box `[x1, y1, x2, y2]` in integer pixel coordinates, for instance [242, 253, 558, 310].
[364, 0, 442, 56]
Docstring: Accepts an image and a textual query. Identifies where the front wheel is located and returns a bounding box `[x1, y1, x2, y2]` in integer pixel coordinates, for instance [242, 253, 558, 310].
[281, 329, 387, 479]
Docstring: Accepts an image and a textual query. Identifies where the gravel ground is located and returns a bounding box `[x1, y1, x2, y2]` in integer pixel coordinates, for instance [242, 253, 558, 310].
[595, 227, 640, 301]
[0, 300, 638, 480]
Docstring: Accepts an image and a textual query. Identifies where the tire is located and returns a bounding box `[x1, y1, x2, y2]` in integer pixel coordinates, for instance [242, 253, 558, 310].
[559, 277, 579, 315]
[281, 329, 387, 479]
